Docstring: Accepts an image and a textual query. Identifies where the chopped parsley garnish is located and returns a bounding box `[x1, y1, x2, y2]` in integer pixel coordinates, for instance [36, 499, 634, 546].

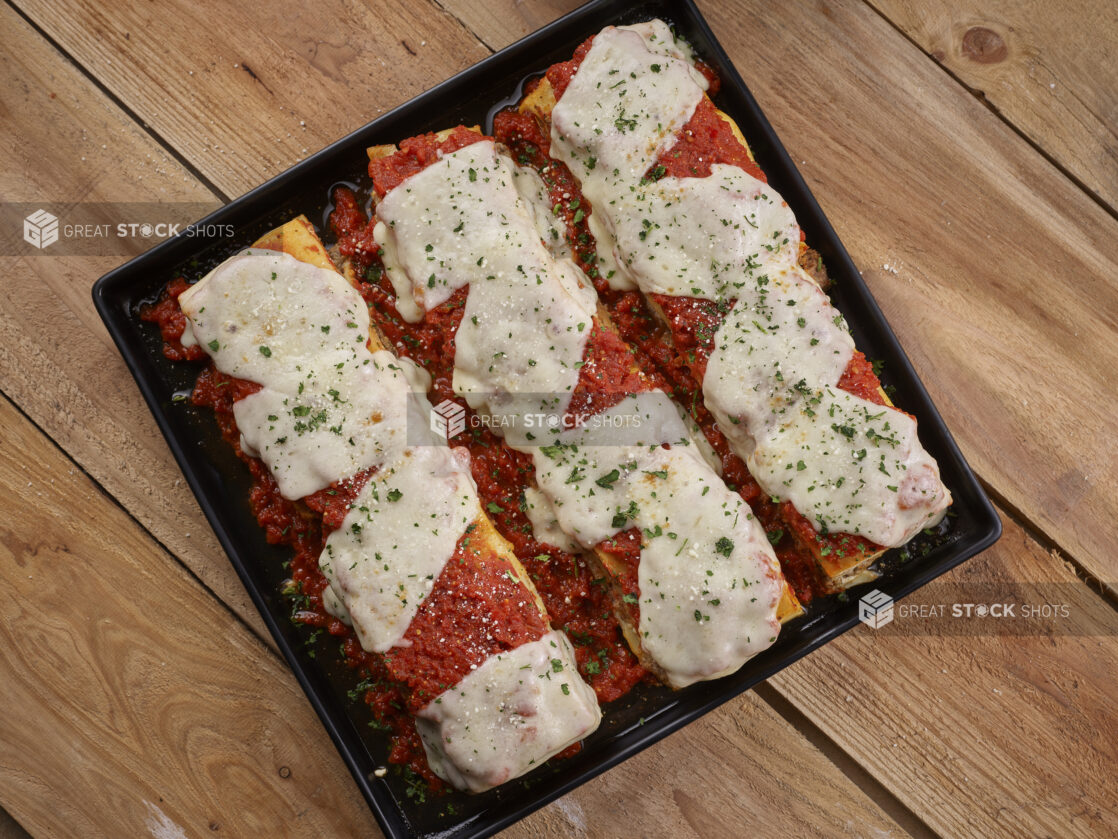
[595, 469, 621, 488]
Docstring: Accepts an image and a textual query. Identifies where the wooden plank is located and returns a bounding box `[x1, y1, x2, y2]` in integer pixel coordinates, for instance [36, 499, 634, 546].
[11, 0, 490, 198]
[770, 511, 1118, 838]
[0, 2, 268, 639]
[505, 693, 915, 839]
[434, 0, 577, 49]
[0, 396, 382, 838]
[0, 394, 912, 839]
[867, 0, 1118, 211]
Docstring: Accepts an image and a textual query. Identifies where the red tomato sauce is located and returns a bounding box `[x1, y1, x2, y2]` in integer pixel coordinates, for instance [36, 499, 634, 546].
[369, 126, 487, 198]
[567, 322, 648, 421]
[493, 110, 603, 283]
[656, 97, 765, 182]
[392, 538, 550, 714]
[545, 36, 595, 99]
[140, 277, 208, 362]
[838, 349, 888, 407]
[596, 528, 643, 625]
[782, 499, 877, 566]
[330, 169, 647, 703]
[648, 294, 727, 383]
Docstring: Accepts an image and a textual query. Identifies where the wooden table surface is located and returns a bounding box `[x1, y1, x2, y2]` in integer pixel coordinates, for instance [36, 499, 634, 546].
[2, 0, 1116, 836]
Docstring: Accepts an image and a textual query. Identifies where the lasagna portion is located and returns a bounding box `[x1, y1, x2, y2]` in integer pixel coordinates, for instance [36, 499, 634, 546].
[503, 19, 951, 592]
[176, 218, 600, 793]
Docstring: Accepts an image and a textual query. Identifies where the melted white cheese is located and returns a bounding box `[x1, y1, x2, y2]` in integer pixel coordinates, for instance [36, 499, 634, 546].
[416, 630, 601, 793]
[585, 207, 631, 290]
[319, 445, 477, 652]
[179, 251, 411, 500]
[368, 88, 785, 683]
[510, 163, 572, 262]
[551, 25, 703, 187]
[749, 387, 949, 545]
[704, 263, 856, 450]
[530, 397, 782, 688]
[600, 164, 801, 296]
[618, 19, 709, 84]
[321, 584, 352, 626]
[550, 22, 950, 547]
[181, 250, 482, 649]
[374, 140, 597, 446]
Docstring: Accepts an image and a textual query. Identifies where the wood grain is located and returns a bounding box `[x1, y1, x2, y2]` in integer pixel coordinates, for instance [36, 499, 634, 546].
[505, 683, 912, 839]
[434, 0, 578, 49]
[12, 0, 490, 198]
[0, 2, 270, 639]
[771, 511, 1118, 838]
[868, 0, 1118, 210]
[0, 395, 383, 838]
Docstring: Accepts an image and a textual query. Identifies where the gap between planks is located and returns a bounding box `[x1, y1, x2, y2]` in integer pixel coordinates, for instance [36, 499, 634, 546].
[429, 0, 496, 53]
[753, 682, 939, 839]
[0, 806, 31, 839]
[977, 475, 1118, 608]
[0, 387, 282, 661]
[858, 0, 1118, 227]
[1, 0, 232, 204]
